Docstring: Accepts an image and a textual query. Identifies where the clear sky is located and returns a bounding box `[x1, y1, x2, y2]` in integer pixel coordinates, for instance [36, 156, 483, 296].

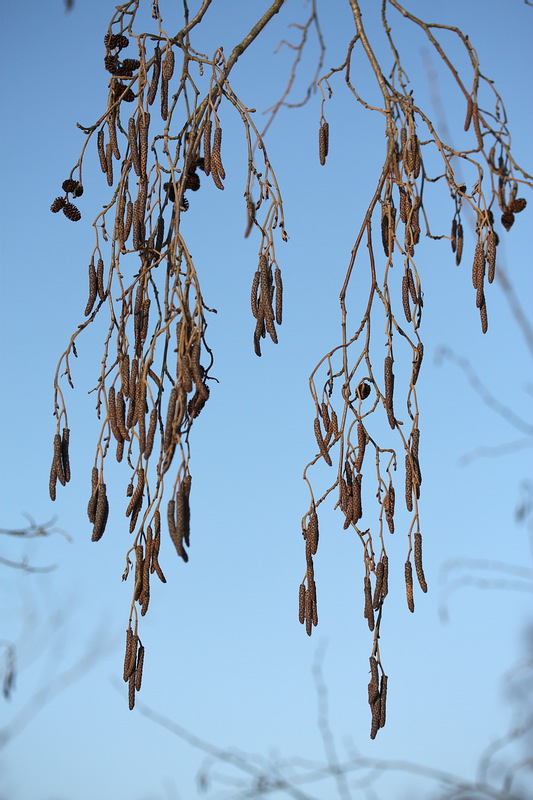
[1, 2, 532, 799]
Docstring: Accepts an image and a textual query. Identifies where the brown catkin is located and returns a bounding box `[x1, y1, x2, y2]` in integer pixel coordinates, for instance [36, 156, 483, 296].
[49, 461, 57, 501]
[96, 258, 105, 301]
[486, 230, 497, 284]
[160, 76, 168, 120]
[472, 103, 483, 149]
[133, 544, 144, 601]
[319, 121, 329, 165]
[370, 696, 381, 740]
[412, 342, 423, 386]
[472, 239, 485, 290]
[480, 301, 488, 334]
[53, 433, 66, 487]
[108, 386, 123, 443]
[382, 554, 389, 599]
[123, 628, 137, 681]
[405, 560, 414, 612]
[414, 532, 427, 592]
[298, 584, 306, 624]
[108, 112, 120, 160]
[451, 218, 457, 253]
[85, 261, 97, 316]
[105, 142, 114, 186]
[352, 473, 362, 523]
[162, 44, 174, 81]
[355, 422, 367, 472]
[126, 469, 145, 518]
[364, 576, 374, 631]
[116, 391, 130, 441]
[368, 656, 379, 704]
[464, 95, 473, 131]
[379, 674, 388, 729]
[144, 407, 157, 458]
[402, 274, 412, 323]
[87, 467, 99, 522]
[373, 560, 384, 609]
[61, 428, 71, 483]
[139, 112, 150, 177]
[307, 509, 319, 556]
[92, 483, 109, 541]
[97, 129, 107, 174]
[250, 271, 260, 318]
[405, 455, 413, 512]
[274, 266, 283, 326]
[203, 118, 212, 176]
[147, 46, 160, 105]
[124, 200, 133, 244]
[128, 117, 140, 177]
[313, 417, 332, 466]
[384, 356, 395, 429]
[456, 223, 464, 266]
[135, 645, 145, 691]
[128, 673, 136, 710]
[384, 483, 395, 534]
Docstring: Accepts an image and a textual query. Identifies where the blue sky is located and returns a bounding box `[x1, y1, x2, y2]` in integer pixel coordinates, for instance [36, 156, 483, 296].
[1, 1, 532, 799]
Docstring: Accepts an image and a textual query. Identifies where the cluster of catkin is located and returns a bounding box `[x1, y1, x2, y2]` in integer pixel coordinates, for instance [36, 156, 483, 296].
[250, 253, 283, 356]
[49, 428, 71, 501]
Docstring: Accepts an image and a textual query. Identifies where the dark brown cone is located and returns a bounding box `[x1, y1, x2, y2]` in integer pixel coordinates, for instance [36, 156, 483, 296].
[63, 202, 81, 222]
[50, 197, 66, 213]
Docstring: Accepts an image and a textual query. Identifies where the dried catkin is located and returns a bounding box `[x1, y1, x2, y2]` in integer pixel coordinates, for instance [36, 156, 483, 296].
[105, 141, 114, 186]
[298, 584, 306, 624]
[274, 266, 283, 326]
[355, 422, 367, 472]
[162, 44, 174, 81]
[405, 455, 413, 512]
[124, 200, 133, 244]
[464, 95, 473, 131]
[133, 544, 144, 601]
[92, 483, 109, 541]
[405, 560, 414, 612]
[313, 417, 332, 466]
[123, 628, 137, 681]
[384, 484, 395, 534]
[203, 118, 212, 176]
[108, 386, 123, 443]
[87, 467, 99, 523]
[144, 407, 157, 458]
[352, 473, 362, 523]
[402, 274, 412, 323]
[480, 301, 488, 334]
[486, 230, 497, 284]
[412, 342, 424, 386]
[135, 645, 145, 691]
[49, 461, 57, 501]
[456, 223, 464, 266]
[126, 469, 145, 519]
[147, 46, 160, 105]
[472, 103, 483, 149]
[307, 509, 319, 556]
[96, 258, 105, 301]
[382, 554, 389, 599]
[373, 560, 384, 609]
[61, 428, 71, 483]
[128, 673, 136, 710]
[211, 126, 225, 190]
[139, 112, 150, 177]
[318, 121, 329, 165]
[85, 261, 97, 316]
[368, 656, 379, 704]
[451, 218, 457, 253]
[472, 239, 485, 290]
[364, 576, 374, 631]
[53, 433, 66, 487]
[379, 674, 388, 729]
[384, 356, 395, 429]
[97, 129, 108, 174]
[414, 532, 427, 592]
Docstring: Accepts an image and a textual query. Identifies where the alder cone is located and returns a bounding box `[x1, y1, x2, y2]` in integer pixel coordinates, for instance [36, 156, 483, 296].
[50, 197, 66, 213]
[62, 202, 81, 222]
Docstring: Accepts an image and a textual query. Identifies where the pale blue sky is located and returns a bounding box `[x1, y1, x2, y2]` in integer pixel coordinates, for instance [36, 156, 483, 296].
[1, 2, 532, 799]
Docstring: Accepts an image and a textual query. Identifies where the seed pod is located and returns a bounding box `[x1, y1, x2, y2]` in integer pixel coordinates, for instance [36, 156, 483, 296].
[318, 120, 329, 165]
[61, 427, 71, 483]
[313, 417, 332, 466]
[356, 381, 371, 400]
[84, 261, 98, 316]
[50, 196, 66, 213]
[97, 129, 107, 174]
[414, 532, 427, 592]
[405, 560, 414, 612]
[62, 202, 81, 222]
[147, 46, 161, 105]
[509, 197, 527, 213]
[364, 576, 374, 631]
[92, 483, 109, 541]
